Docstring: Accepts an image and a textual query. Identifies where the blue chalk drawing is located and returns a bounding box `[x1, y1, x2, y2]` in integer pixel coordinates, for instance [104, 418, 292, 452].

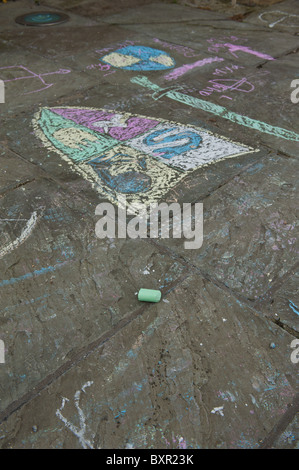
[143, 127, 202, 159]
[100, 46, 175, 71]
[289, 300, 299, 316]
[88, 153, 152, 194]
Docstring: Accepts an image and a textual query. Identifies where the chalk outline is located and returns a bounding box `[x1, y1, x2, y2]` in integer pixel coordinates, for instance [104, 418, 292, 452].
[32, 106, 256, 208]
[259, 10, 299, 28]
[56, 381, 95, 449]
[0, 210, 41, 260]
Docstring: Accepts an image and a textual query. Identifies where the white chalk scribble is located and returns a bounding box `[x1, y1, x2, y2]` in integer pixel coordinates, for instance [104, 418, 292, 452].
[0, 210, 40, 260]
[56, 380, 95, 449]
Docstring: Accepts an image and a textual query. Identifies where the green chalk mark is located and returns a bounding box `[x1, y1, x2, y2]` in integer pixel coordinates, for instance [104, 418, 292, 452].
[38, 108, 118, 163]
[131, 76, 299, 142]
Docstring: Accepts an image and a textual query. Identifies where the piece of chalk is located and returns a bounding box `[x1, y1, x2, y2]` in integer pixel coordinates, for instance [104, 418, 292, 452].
[138, 288, 161, 303]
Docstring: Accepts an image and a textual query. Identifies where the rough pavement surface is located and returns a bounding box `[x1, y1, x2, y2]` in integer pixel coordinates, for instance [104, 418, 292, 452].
[0, 0, 298, 450]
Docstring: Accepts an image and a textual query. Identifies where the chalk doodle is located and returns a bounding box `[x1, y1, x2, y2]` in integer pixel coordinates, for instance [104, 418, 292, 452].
[259, 10, 299, 28]
[213, 65, 245, 76]
[131, 76, 299, 142]
[56, 381, 95, 449]
[32, 106, 254, 207]
[0, 210, 41, 260]
[207, 42, 275, 61]
[0, 66, 71, 95]
[192, 69, 270, 99]
[289, 300, 299, 316]
[100, 45, 175, 71]
[163, 56, 224, 81]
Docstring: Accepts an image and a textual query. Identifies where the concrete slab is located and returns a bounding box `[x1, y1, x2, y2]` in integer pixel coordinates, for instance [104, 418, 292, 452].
[0, 145, 43, 196]
[0, 23, 137, 60]
[0, 177, 187, 413]
[0, 46, 97, 114]
[244, 0, 299, 33]
[0, 274, 297, 448]
[153, 154, 298, 304]
[0, 0, 97, 32]
[255, 270, 299, 335]
[99, 2, 228, 25]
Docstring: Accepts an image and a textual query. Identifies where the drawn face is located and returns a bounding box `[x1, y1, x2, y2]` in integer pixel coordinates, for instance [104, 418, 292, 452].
[100, 46, 176, 71]
[33, 106, 254, 207]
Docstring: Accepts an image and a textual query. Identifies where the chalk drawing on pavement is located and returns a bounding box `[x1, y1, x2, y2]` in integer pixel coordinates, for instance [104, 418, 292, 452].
[56, 381, 95, 449]
[258, 11, 299, 28]
[0, 210, 41, 260]
[33, 106, 255, 207]
[100, 46, 175, 71]
[0, 66, 71, 95]
[131, 76, 299, 142]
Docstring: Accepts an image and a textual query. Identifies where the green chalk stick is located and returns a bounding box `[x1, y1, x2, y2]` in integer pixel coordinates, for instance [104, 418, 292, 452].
[138, 288, 161, 303]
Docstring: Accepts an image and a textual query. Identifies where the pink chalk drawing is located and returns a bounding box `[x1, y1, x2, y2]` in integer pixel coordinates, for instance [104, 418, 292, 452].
[86, 62, 116, 77]
[213, 64, 245, 76]
[163, 56, 224, 81]
[0, 65, 71, 95]
[207, 43, 275, 61]
[183, 69, 270, 100]
[206, 77, 255, 94]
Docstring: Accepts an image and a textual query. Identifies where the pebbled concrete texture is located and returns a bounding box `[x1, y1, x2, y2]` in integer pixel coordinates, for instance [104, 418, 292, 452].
[0, 0, 298, 450]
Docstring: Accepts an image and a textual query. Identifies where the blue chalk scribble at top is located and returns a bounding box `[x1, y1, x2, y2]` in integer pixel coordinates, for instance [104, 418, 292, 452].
[100, 46, 175, 71]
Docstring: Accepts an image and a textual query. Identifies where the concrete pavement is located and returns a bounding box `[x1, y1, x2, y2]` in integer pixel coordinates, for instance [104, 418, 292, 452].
[0, 0, 298, 449]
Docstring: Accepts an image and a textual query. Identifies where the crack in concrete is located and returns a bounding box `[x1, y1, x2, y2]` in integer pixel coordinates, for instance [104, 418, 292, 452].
[0, 269, 192, 425]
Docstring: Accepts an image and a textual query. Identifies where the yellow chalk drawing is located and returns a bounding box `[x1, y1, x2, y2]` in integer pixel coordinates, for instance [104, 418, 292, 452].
[52, 127, 99, 149]
[101, 52, 141, 68]
[150, 55, 175, 67]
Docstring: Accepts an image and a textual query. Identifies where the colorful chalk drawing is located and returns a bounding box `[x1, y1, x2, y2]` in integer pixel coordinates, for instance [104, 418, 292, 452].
[131, 76, 299, 142]
[100, 45, 175, 71]
[33, 106, 255, 207]
[0, 65, 71, 95]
